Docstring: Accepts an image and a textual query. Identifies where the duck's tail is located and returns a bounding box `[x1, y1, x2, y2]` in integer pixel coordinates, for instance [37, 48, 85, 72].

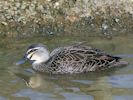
[113, 56, 122, 62]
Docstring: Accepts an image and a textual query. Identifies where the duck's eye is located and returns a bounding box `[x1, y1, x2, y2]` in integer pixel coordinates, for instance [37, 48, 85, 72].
[27, 49, 38, 54]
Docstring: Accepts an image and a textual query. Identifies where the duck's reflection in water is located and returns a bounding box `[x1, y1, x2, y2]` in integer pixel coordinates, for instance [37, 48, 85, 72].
[15, 68, 131, 100]
[25, 74, 43, 88]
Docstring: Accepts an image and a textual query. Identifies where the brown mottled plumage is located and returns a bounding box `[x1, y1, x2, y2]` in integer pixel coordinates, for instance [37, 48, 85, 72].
[17, 43, 128, 74]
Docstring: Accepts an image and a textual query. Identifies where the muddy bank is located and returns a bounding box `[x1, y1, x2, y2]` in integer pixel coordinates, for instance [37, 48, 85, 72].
[0, 0, 133, 38]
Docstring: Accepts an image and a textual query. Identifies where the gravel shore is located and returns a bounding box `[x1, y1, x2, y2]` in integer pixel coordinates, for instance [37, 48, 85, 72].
[0, 0, 133, 38]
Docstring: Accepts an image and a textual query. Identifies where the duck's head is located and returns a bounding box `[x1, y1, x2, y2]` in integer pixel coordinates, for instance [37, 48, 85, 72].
[16, 44, 50, 65]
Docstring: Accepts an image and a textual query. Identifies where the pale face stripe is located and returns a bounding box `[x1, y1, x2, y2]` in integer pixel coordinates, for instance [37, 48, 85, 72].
[26, 48, 39, 59]
[27, 52, 34, 59]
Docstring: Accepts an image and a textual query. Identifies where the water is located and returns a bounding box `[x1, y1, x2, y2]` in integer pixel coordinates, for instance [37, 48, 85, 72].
[0, 35, 133, 100]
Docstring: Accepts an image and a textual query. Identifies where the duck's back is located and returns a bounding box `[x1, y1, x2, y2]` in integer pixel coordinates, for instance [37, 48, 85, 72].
[45, 45, 123, 74]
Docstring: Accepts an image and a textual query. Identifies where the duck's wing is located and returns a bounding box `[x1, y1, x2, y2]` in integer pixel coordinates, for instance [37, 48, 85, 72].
[47, 45, 121, 74]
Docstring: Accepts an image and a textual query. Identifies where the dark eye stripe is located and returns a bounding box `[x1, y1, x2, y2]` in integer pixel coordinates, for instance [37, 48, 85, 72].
[27, 49, 38, 54]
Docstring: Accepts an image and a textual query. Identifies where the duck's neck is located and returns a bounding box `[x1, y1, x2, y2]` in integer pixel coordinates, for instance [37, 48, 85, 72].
[32, 63, 46, 72]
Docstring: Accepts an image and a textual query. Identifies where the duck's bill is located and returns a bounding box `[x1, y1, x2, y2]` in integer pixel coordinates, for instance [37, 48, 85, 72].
[16, 59, 26, 65]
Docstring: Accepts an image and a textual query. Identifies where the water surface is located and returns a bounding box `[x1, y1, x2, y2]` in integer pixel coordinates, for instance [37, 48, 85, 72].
[0, 35, 133, 100]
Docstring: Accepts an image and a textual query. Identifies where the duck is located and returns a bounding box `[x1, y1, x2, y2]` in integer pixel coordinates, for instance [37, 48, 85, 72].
[16, 43, 128, 74]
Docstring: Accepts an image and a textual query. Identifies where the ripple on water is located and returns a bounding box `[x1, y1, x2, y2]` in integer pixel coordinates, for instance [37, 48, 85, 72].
[108, 74, 133, 88]
[12, 88, 94, 100]
[61, 93, 94, 100]
[113, 95, 133, 100]
[12, 89, 56, 100]
[71, 80, 93, 85]
[0, 96, 8, 100]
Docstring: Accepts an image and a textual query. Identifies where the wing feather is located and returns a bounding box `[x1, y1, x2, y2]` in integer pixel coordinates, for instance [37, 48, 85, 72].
[47, 45, 120, 74]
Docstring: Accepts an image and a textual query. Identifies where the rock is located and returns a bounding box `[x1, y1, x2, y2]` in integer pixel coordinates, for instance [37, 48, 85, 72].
[1, 22, 8, 26]
[0, 0, 132, 37]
